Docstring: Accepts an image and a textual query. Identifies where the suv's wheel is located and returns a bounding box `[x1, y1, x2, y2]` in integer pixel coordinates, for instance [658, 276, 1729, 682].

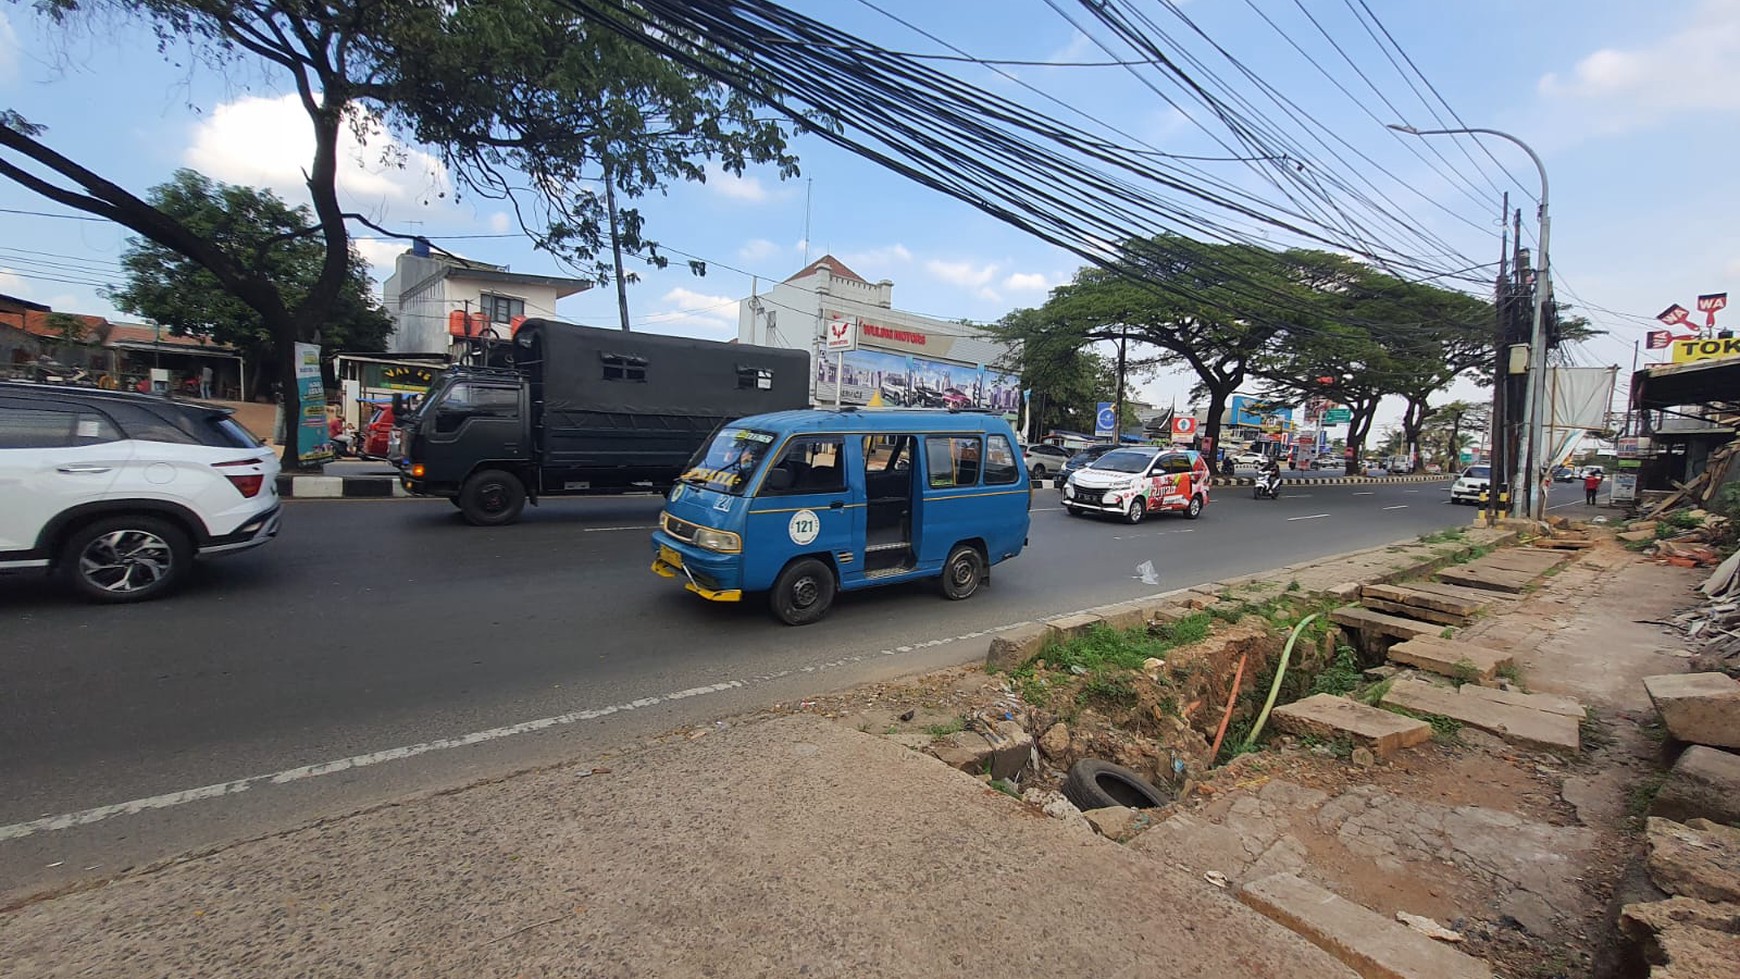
[61, 516, 190, 603]
[457, 469, 526, 526]
[939, 544, 985, 600]
[771, 558, 836, 626]
[1124, 497, 1146, 524]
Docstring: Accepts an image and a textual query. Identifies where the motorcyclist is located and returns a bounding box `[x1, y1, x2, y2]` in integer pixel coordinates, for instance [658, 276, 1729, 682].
[1257, 455, 1281, 495]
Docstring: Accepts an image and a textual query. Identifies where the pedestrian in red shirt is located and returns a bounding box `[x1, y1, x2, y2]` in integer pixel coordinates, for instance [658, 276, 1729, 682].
[1583, 471, 1601, 506]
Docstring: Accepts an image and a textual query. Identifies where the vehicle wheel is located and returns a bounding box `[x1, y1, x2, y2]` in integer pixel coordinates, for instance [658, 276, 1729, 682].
[457, 469, 526, 526]
[1253, 486, 1262, 500]
[939, 544, 985, 601]
[1066, 505, 1087, 518]
[770, 557, 836, 626]
[1062, 758, 1173, 811]
[61, 515, 190, 604]
[1124, 497, 1145, 525]
[1030, 464, 1047, 479]
[1185, 495, 1204, 519]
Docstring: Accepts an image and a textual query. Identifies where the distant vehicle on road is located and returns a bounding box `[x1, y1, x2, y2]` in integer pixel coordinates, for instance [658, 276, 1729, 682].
[1552, 465, 1575, 482]
[1311, 456, 1344, 470]
[651, 408, 1030, 625]
[0, 383, 280, 602]
[1057, 442, 1121, 487]
[359, 401, 397, 459]
[1228, 450, 1267, 467]
[1022, 442, 1072, 479]
[1449, 465, 1492, 505]
[1062, 447, 1212, 523]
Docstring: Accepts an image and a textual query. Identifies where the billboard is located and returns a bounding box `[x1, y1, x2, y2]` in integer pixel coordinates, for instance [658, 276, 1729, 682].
[1229, 394, 1294, 429]
[813, 347, 1020, 413]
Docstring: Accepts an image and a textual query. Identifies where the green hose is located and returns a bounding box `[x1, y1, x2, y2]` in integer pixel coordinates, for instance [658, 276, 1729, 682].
[1242, 612, 1320, 750]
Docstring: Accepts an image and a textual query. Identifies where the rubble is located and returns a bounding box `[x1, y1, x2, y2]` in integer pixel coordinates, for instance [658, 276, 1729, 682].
[1646, 817, 1740, 905]
[1641, 672, 1740, 749]
[1651, 746, 1740, 826]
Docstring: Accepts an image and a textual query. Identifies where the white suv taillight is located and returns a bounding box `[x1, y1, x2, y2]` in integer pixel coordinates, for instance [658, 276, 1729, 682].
[213, 458, 265, 497]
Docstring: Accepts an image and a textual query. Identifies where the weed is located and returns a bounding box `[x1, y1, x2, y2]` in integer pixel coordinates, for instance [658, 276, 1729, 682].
[1156, 611, 1212, 647]
[1640, 718, 1667, 744]
[1385, 705, 1463, 743]
[1310, 645, 1364, 697]
[1208, 601, 1249, 624]
[1496, 663, 1526, 689]
[925, 718, 965, 738]
[1356, 677, 1395, 705]
[1581, 708, 1617, 750]
[989, 778, 1022, 799]
[1658, 510, 1702, 532]
[1078, 670, 1140, 710]
[1439, 626, 1457, 640]
[1625, 772, 1669, 823]
[1016, 674, 1052, 708]
[1450, 659, 1480, 688]
[1542, 564, 1564, 577]
[1285, 579, 1302, 592]
[882, 725, 899, 735]
[1418, 527, 1467, 545]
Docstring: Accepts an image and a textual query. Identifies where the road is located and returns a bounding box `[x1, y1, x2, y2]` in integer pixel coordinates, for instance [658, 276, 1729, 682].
[0, 478, 1465, 901]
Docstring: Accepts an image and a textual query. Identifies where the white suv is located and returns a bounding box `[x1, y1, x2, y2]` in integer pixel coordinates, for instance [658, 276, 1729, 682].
[0, 383, 281, 602]
[1449, 464, 1492, 505]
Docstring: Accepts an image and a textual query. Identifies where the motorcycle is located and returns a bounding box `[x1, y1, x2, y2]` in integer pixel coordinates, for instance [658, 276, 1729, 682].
[1253, 470, 1280, 500]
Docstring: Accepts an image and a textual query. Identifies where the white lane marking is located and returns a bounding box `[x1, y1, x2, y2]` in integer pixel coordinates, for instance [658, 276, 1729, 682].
[1402, 490, 1420, 494]
[1287, 513, 1330, 521]
[580, 525, 659, 533]
[1112, 528, 1195, 541]
[1382, 505, 1408, 510]
[1032, 506, 1065, 512]
[1352, 492, 1375, 496]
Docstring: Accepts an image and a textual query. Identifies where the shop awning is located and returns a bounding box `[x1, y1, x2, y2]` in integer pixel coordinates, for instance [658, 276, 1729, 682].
[1631, 357, 1740, 411]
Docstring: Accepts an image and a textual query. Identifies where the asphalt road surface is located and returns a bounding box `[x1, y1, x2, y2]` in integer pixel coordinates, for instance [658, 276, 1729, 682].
[1, 478, 1470, 901]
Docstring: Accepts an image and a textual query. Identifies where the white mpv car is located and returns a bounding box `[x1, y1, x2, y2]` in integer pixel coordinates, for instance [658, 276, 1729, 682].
[0, 383, 281, 602]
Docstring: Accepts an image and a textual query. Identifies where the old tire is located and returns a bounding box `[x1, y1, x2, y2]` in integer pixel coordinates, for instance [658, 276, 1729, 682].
[1124, 497, 1145, 525]
[1062, 758, 1173, 811]
[458, 469, 526, 526]
[1185, 495, 1204, 519]
[61, 515, 191, 603]
[939, 544, 985, 601]
[771, 557, 835, 626]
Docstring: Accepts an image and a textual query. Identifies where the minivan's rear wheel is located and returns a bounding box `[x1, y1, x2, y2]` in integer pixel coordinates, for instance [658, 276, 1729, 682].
[940, 544, 985, 600]
[62, 516, 190, 603]
[1185, 495, 1204, 519]
[458, 469, 526, 526]
[771, 558, 836, 626]
[1124, 497, 1146, 525]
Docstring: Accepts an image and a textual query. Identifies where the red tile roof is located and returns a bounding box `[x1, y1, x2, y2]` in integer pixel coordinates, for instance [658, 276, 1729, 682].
[12, 310, 109, 342]
[785, 254, 869, 285]
[103, 322, 233, 349]
[4, 310, 235, 350]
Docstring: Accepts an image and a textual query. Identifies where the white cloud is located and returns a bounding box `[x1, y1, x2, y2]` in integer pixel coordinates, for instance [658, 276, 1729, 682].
[1538, 0, 1740, 132]
[353, 238, 405, 273]
[488, 212, 512, 234]
[737, 238, 782, 264]
[840, 244, 913, 274]
[706, 167, 769, 203]
[925, 258, 999, 289]
[1003, 272, 1055, 293]
[638, 286, 739, 335]
[184, 94, 449, 209]
[0, 11, 20, 84]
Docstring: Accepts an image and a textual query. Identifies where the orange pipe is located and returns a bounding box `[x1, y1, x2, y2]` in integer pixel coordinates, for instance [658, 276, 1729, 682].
[1207, 652, 1249, 763]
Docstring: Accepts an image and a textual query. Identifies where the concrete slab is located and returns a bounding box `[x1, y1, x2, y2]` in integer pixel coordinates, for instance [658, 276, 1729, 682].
[1043, 612, 1102, 645]
[1434, 564, 1534, 594]
[1382, 678, 1580, 752]
[1270, 694, 1433, 761]
[1090, 602, 1148, 632]
[0, 716, 1355, 979]
[1652, 745, 1740, 826]
[1330, 606, 1441, 642]
[1396, 581, 1519, 606]
[1362, 583, 1487, 619]
[1239, 873, 1493, 979]
[1359, 596, 1468, 627]
[1459, 684, 1584, 719]
[1478, 549, 1568, 573]
[1642, 673, 1740, 750]
[1386, 636, 1513, 681]
[985, 623, 1049, 672]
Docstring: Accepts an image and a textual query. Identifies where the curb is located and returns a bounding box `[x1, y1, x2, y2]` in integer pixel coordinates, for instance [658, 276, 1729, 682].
[1209, 474, 1453, 488]
[276, 474, 408, 499]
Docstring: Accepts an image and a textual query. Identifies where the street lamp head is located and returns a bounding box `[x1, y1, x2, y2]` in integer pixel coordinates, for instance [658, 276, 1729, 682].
[1386, 123, 1420, 135]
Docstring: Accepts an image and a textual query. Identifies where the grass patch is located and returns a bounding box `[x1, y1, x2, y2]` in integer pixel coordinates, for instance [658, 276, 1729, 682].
[1418, 527, 1468, 544]
[1496, 662, 1526, 689]
[1016, 673, 1053, 708]
[1077, 670, 1140, 710]
[1310, 645, 1364, 697]
[1385, 704, 1463, 743]
[1156, 612, 1213, 647]
[1356, 676, 1394, 706]
[1625, 772, 1668, 823]
[1450, 658, 1480, 688]
[925, 718, 965, 738]
[1581, 708, 1617, 750]
[1439, 626, 1457, 640]
[1286, 579, 1302, 592]
[989, 778, 1022, 799]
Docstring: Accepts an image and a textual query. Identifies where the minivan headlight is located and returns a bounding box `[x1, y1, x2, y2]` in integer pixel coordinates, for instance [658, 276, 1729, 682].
[693, 527, 742, 553]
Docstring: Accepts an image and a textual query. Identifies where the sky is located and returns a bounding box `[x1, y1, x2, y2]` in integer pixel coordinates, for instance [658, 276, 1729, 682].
[2, 0, 1736, 436]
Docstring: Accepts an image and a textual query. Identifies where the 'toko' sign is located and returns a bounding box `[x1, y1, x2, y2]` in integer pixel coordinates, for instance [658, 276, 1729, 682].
[1670, 336, 1740, 364]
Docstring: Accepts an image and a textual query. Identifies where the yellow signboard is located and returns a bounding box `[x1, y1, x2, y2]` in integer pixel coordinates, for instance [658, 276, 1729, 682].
[1670, 336, 1740, 364]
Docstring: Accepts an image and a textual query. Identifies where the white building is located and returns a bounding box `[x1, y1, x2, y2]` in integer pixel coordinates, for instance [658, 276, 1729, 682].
[737, 255, 1019, 414]
[383, 239, 591, 355]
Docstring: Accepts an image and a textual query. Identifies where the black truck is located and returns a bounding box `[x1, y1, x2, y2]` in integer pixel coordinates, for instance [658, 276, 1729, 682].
[394, 318, 810, 525]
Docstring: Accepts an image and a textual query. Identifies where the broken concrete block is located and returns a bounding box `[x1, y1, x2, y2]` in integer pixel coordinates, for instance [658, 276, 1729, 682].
[985, 623, 1050, 673]
[925, 731, 994, 774]
[1652, 746, 1740, 826]
[1359, 596, 1469, 627]
[1324, 581, 1364, 602]
[1642, 673, 1740, 750]
[1043, 612, 1102, 645]
[1330, 605, 1440, 642]
[1082, 805, 1148, 841]
[1385, 636, 1512, 681]
[981, 720, 1034, 781]
[1362, 583, 1484, 622]
[1091, 602, 1148, 632]
[1130, 594, 1188, 625]
[1239, 873, 1492, 979]
[1459, 684, 1583, 719]
[1269, 693, 1432, 761]
[1382, 677, 1580, 752]
[1647, 817, 1740, 904]
[1620, 897, 1740, 978]
[1434, 564, 1534, 594]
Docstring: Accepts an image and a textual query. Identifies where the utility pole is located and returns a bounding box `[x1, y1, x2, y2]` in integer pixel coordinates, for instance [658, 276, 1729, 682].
[1485, 192, 1509, 527]
[1114, 332, 1127, 443]
[604, 160, 631, 332]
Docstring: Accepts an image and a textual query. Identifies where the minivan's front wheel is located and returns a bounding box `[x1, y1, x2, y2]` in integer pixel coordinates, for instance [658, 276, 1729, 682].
[940, 544, 985, 600]
[1124, 497, 1146, 525]
[458, 469, 526, 526]
[62, 516, 190, 603]
[771, 558, 836, 626]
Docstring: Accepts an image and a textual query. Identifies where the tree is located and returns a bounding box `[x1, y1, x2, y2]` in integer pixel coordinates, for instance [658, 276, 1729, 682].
[42, 312, 89, 352]
[1421, 400, 1489, 467]
[108, 170, 392, 396]
[993, 307, 1130, 438]
[6, 1, 797, 467]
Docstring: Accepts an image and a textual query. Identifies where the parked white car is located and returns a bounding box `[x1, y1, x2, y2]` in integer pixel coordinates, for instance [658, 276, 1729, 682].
[1228, 451, 1268, 467]
[1021, 442, 1073, 479]
[0, 383, 281, 602]
[1449, 464, 1492, 505]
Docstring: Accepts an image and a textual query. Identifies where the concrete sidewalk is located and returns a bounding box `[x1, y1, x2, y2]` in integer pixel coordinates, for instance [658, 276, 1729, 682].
[1, 715, 1352, 979]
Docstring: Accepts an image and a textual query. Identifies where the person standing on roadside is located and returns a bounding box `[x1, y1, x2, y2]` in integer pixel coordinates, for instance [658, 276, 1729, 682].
[199, 364, 213, 399]
[1583, 470, 1602, 506]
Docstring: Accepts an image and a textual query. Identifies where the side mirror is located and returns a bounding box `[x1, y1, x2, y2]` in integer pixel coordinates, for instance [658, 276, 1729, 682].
[765, 467, 794, 492]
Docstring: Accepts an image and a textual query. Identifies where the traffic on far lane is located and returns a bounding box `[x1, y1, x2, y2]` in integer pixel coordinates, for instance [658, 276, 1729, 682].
[1061, 446, 1213, 524]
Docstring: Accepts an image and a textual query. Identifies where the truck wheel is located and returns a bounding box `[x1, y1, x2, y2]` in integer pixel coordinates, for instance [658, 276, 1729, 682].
[458, 469, 526, 526]
[770, 557, 835, 626]
[939, 544, 985, 600]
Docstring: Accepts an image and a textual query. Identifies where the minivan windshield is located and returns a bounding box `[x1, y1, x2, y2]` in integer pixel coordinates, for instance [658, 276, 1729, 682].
[1090, 449, 1157, 474]
[1463, 466, 1491, 479]
[679, 427, 778, 495]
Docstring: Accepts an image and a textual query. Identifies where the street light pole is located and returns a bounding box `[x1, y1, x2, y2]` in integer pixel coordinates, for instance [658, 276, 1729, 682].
[1389, 123, 1550, 520]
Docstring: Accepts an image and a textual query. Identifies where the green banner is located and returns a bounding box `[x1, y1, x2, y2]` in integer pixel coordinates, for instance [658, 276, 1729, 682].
[1324, 407, 1352, 424]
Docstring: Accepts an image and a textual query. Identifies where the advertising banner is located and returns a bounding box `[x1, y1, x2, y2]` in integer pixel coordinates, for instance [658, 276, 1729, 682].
[1095, 402, 1116, 437]
[812, 347, 1020, 413]
[1229, 394, 1294, 428]
[1670, 336, 1740, 364]
[294, 342, 331, 464]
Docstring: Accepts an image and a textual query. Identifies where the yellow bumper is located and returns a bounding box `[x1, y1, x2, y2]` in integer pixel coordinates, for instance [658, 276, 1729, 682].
[651, 550, 742, 603]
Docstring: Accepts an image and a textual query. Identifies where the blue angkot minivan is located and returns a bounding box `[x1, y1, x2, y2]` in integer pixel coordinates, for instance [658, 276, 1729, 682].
[651, 408, 1031, 624]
